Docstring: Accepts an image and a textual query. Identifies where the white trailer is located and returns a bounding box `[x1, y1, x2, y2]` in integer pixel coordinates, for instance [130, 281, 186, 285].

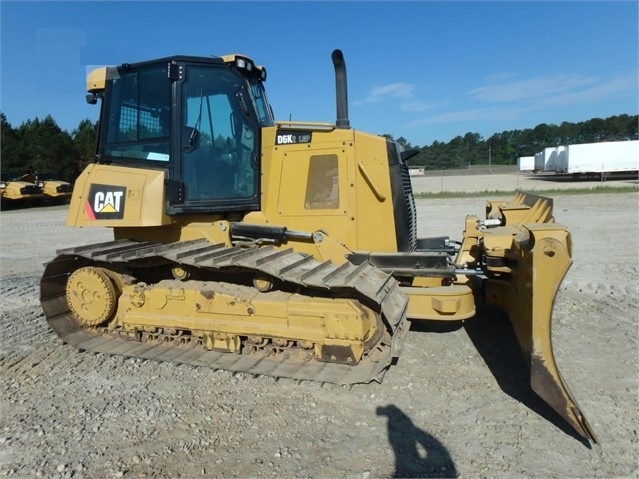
[534, 150, 546, 171]
[561, 140, 639, 175]
[533, 146, 566, 172]
[544, 146, 568, 172]
[517, 156, 535, 172]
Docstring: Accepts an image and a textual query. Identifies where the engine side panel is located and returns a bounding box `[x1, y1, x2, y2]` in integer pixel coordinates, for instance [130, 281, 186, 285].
[252, 126, 403, 255]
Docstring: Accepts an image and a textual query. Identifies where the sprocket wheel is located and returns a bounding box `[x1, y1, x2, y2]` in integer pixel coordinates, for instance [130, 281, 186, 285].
[65, 267, 118, 326]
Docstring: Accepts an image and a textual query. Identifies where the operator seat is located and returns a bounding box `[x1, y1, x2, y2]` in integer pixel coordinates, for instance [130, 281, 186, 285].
[182, 127, 235, 201]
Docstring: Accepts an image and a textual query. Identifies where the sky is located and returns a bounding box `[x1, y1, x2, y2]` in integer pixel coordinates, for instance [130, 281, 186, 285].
[1, 1, 637, 147]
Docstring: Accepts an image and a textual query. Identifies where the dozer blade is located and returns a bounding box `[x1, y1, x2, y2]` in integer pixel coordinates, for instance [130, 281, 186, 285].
[479, 194, 597, 443]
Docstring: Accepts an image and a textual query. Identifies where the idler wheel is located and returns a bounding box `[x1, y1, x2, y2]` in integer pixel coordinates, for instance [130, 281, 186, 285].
[66, 267, 119, 326]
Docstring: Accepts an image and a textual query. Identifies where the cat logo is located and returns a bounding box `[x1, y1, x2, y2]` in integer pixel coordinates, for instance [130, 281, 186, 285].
[86, 184, 127, 220]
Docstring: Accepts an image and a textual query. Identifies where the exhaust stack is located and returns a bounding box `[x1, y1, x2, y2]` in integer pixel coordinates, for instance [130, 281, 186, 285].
[331, 49, 350, 129]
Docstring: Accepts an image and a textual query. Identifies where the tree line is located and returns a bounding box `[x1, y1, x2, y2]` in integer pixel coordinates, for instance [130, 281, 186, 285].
[1, 113, 97, 182]
[387, 114, 638, 170]
[1, 112, 637, 182]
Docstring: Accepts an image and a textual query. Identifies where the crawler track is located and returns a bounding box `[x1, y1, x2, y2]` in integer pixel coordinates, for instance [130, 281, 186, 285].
[41, 239, 409, 384]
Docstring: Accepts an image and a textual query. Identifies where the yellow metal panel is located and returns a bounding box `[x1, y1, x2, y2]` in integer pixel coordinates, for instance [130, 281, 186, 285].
[258, 126, 358, 257]
[403, 285, 475, 321]
[86, 67, 108, 92]
[117, 280, 375, 361]
[257, 126, 399, 260]
[66, 164, 172, 227]
[351, 131, 398, 252]
[277, 149, 348, 217]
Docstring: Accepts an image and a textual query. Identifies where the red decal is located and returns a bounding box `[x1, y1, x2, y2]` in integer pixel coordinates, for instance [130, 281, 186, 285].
[85, 200, 96, 220]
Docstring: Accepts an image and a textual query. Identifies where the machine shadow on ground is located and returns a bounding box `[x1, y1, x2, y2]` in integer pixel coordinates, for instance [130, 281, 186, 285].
[376, 404, 457, 478]
[408, 308, 590, 447]
[463, 305, 591, 447]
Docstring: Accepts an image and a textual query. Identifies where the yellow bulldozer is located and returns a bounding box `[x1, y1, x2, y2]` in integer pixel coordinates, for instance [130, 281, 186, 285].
[31, 172, 74, 203]
[40, 50, 595, 443]
[1, 172, 45, 208]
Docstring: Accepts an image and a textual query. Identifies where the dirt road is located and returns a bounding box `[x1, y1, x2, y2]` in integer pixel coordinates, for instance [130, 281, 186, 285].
[1, 191, 637, 478]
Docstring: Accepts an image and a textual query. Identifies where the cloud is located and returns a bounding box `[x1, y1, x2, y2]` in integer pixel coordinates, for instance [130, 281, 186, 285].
[355, 82, 436, 112]
[484, 72, 519, 83]
[468, 73, 601, 103]
[400, 100, 432, 113]
[355, 82, 416, 105]
[467, 71, 637, 106]
[405, 106, 522, 127]
[536, 73, 638, 107]
[406, 71, 637, 128]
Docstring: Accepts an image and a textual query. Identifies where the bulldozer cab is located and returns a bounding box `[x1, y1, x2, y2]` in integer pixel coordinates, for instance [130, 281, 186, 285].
[91, 55, 274, 215]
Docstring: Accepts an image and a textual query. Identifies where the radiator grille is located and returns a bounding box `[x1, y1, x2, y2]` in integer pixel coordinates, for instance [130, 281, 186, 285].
[399, 161, 418, 252]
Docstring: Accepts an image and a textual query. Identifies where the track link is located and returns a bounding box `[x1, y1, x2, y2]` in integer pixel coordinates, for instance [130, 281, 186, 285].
[40, 239, 409, 384]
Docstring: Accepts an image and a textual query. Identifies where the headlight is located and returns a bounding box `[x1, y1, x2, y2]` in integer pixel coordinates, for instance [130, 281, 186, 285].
[235, 56, 257, 73]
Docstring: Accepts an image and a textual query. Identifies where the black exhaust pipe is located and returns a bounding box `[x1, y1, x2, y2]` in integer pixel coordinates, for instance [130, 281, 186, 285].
[331, 49, 350, 129]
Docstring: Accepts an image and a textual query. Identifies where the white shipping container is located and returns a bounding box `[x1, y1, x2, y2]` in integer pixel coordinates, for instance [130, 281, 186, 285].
[518, 156, 535, 171]
[562, 140, 639, 174]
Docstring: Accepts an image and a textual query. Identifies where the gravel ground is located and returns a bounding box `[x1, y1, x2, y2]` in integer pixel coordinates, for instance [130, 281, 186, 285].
[410, 172, 638, 194]
[1, 188, 638, 479]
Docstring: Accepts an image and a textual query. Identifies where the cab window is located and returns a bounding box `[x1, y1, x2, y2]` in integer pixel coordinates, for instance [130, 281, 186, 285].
[102, 65, 171, 162]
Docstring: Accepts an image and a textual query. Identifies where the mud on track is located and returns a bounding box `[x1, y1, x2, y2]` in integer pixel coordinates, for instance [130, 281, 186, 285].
[1, 193, 638, 478]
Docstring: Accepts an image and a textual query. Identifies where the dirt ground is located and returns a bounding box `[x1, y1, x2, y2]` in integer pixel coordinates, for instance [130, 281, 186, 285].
[410, 171, 638, 194]
[1, 185, 638, 478]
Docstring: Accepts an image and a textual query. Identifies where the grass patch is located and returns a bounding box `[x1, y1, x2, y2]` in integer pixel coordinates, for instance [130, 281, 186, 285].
[414, 185, 639, 199]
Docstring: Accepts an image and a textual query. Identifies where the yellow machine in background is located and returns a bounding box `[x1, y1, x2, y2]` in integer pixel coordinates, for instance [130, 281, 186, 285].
[31, 172, 73, 202]
[0, 172, 44, 206]
[40, 50, 595, 443]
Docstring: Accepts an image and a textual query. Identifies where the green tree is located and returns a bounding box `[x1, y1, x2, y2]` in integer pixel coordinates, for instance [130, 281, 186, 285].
[15, 115, 77, 180]
[581, 117, 606, 143]
[72, 118, 98, 174]
[462, 132, 483, 165]
[1, 113, 21, 171]
[396, 136, 412, 149]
